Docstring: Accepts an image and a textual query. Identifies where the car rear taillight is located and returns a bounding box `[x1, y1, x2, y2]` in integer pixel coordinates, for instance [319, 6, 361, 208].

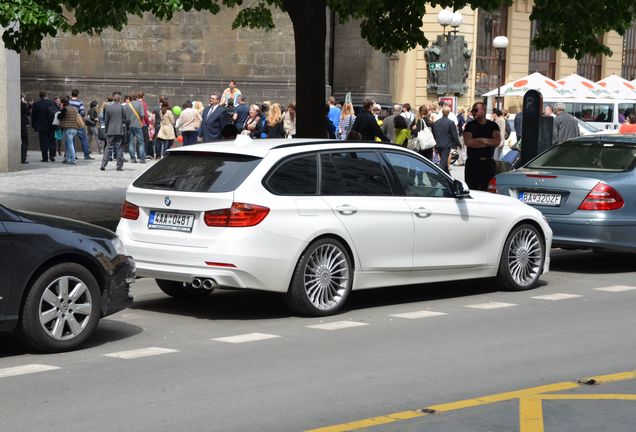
[204, 202, 270, 227]
[487, 177, 497, 194]
[121, 201, 140, 220]
[578, 182, 624, 211]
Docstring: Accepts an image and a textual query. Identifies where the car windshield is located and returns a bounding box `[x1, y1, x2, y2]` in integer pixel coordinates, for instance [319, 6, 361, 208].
[133, 152, 262, 192]
[526, 141, 636, 172]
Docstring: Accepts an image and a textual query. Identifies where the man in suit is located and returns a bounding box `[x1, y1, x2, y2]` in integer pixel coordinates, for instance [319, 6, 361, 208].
[381, 104, 402, 143]
[199, 93, 228, 141]
[351, 99, 390, 142]
[102, 93, 126, 171]
[432, 105, 461, 174]
[30, 91, 57, 162]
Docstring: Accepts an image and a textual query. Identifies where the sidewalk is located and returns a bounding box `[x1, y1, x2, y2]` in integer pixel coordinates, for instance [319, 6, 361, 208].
[1, 150, 466, 232]
[0, 150, 158, 231]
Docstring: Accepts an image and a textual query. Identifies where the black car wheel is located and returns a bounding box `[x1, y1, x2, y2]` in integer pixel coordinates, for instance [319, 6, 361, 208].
[155, 279, 213, 299]
[285, 238, 353, 316]
[496, 224, 545, 291]
[20, 263, 101, 352]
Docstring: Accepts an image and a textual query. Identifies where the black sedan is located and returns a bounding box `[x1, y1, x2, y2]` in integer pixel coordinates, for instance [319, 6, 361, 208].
[0, 204, 135, 352]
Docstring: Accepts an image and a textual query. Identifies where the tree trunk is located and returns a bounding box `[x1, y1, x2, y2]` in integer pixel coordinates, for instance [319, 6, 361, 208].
[283, 0, 327, 139]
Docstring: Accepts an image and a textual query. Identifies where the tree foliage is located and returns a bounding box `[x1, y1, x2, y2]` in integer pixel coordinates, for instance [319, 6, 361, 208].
[2, 0, 635, 59]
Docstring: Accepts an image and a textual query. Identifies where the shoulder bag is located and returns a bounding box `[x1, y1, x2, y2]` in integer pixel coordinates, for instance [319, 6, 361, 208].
[408, 119, 436, 151]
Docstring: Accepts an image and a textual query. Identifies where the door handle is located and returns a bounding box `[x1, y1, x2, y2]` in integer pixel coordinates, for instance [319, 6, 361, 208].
[335, 205, 358, 215]
[412, 207, 432, 218]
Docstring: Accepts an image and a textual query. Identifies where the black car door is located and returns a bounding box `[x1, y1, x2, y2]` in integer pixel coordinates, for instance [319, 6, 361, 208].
[0, 221, 11, 320]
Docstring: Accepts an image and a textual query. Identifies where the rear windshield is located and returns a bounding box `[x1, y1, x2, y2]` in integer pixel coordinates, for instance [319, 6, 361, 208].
[526, 141, 636, 172]
[133, 152, 262, 192]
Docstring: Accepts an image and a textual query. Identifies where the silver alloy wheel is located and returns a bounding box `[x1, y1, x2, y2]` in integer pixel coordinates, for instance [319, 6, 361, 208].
[507, 228, 543, 287]
[303, 243, 350, 311]
[38, 276, 93, 341]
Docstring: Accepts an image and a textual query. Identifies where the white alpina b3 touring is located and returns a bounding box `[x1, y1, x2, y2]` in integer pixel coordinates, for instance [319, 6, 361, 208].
[117, 138, 552, 316]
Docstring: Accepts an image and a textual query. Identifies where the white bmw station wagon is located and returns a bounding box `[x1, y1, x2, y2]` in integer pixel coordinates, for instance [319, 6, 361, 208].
[117, 138, 552, 316]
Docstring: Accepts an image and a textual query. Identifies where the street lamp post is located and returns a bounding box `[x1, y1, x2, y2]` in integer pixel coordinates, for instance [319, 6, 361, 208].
[493, 35, 509, 111]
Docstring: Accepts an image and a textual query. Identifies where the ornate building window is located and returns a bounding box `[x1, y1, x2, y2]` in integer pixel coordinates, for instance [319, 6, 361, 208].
[622, 23, 636, 80]
[475, 5, 509, 99]
[528, 20, 556, 78]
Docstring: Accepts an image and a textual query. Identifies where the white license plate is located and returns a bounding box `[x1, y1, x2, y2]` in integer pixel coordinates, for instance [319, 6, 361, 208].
[148, 211, 195, 232]
[519, 192, 562, 206]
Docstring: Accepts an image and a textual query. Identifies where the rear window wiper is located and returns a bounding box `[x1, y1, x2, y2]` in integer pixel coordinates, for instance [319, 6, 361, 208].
[145, 178, 177, 188]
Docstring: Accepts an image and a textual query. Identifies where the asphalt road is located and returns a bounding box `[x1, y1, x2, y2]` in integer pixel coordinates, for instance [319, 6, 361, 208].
[1, 249, 635, 432]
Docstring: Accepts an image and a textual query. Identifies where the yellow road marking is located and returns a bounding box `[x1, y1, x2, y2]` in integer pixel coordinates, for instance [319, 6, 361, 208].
[306, 370, 636, 432]
[519, 397, 544, 432]
[587, 370, 636, 384]
[305, 410, 425, 432]
[427, 382, 577, 412]
[540, 394, 636, 401]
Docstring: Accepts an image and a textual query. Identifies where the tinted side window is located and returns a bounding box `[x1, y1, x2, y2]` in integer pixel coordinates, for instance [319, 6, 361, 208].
[320, 154, 346, 195]
[331, 151, 392, 196]
[383, 152, 453, 198]
[266, 154, 318, 195]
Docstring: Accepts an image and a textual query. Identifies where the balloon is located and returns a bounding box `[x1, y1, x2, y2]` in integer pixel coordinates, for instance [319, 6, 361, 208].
[177, 135, 183, 143]
[172, 106, 182, 116]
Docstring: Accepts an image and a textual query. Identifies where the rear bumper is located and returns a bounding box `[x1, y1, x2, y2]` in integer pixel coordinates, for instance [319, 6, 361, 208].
[546, 215, 636, 252]
[119, 229, 304, 293]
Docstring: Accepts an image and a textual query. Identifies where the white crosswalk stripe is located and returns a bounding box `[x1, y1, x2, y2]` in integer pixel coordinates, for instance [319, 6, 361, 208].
[595, 285, 636, 293]
[103, 347, 179, 359]
[0, 364, 60, 379]
[532, 293, 582, 301]
[306, 321, 369, 330]
[212, 333, 281, 344]
[465, 302, 518, 310]
[390, 310, 448, 319]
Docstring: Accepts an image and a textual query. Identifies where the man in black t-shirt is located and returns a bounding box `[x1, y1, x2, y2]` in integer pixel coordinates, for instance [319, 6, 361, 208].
[463, 102, 501, 191]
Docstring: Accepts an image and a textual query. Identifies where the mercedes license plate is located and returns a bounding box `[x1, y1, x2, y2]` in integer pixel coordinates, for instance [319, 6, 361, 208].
[519, 192, 562, 207]
[148, 211, 195, 232]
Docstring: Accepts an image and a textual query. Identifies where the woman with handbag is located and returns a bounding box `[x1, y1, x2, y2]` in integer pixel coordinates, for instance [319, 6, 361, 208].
[413, 105, 435, 160]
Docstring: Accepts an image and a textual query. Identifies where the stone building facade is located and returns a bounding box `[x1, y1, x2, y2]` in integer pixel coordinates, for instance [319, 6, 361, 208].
[19, 9, 392, 111]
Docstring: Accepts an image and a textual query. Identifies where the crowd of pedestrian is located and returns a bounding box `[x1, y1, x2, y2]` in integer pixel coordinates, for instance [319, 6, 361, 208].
[20, 80, 512, 185]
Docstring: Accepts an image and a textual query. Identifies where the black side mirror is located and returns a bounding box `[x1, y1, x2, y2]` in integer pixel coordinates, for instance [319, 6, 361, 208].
[453, 179, 470, 198]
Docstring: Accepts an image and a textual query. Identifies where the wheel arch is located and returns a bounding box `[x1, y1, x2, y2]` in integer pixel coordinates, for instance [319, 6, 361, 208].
[306, 233, 356, 271]
[18, 253, 106, 319]
[287, 233, 357, 294]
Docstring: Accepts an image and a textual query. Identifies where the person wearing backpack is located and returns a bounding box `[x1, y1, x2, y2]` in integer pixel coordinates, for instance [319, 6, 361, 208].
[31, 91, 57, 162]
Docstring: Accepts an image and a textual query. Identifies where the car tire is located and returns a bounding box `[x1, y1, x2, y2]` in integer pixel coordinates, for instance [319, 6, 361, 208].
[20, 263, 101, 353]
[496, 223, 545, 291]
[285, 238, 353, 317]
[155, 279, 213, 299]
